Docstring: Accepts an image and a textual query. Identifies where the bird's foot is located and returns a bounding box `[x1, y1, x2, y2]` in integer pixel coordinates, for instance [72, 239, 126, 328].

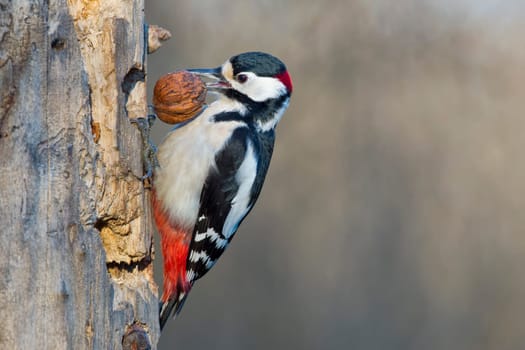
[131, 111, 159, 182]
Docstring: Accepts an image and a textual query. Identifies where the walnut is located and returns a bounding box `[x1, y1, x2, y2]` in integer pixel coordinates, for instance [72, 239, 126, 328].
[152, 70, 207, 124]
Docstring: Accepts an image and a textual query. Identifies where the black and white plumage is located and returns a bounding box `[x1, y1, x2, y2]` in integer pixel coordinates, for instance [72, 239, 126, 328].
[153, 52, 293, 329]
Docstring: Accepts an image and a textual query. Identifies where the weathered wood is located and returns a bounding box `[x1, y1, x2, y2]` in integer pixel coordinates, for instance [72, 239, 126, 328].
[147, 25, 172, 54]
[0, 0, 159, 348]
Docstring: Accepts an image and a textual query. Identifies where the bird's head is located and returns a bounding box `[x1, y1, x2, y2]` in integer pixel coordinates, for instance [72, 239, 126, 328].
[188, 52, 293, 103]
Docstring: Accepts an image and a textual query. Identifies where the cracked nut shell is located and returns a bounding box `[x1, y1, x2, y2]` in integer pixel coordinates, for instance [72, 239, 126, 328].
[153, 70, 207, 124]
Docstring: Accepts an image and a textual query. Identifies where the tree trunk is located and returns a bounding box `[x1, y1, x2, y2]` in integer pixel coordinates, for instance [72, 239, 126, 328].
[0, 0, 159, 348]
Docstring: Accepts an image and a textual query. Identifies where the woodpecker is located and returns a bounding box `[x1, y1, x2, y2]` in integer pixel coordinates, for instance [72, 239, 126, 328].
[152, 52, 293, 329]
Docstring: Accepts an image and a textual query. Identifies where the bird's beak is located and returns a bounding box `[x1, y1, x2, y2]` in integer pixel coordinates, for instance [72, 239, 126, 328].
[187, 67, 231, 91]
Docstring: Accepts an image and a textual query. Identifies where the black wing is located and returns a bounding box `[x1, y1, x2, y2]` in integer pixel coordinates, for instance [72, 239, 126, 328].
[186, 127, 252, 283]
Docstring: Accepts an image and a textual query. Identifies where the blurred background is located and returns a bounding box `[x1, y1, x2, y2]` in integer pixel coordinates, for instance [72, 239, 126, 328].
[146, 1, 525, 349]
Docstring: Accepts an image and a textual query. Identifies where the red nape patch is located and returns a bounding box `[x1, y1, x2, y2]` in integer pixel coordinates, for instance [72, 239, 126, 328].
[276, 70, 293, 93]
[152, 189, 192, 302]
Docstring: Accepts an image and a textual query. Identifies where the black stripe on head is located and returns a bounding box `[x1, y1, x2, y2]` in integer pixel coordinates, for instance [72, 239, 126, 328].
[221, 89, 289, 128]
[230, 52, 287, 77]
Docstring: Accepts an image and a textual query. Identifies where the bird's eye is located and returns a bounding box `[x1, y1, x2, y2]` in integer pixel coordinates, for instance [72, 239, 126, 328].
[236, 74, 248, 83]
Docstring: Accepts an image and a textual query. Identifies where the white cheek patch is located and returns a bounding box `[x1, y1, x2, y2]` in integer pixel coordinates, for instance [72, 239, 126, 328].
[232, 72, 287, 102]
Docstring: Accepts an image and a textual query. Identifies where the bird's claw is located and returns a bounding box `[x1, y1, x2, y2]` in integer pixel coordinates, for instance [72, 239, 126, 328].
[132, 112, 160, 182]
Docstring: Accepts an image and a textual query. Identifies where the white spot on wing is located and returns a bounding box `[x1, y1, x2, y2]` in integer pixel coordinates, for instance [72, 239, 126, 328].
[206, 228, 229, 249]
[192, 228, 229, 249]
[186, 270, 195, 282]
[194, 232, 207, 242]
[189, 250, 210, 263]
[222, 141, 258, 238]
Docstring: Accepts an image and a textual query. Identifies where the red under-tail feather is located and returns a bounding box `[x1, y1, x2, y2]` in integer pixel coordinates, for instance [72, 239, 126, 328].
[152, 189, 192, 329]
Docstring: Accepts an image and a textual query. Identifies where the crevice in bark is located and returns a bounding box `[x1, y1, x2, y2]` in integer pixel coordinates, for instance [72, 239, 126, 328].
[106, 255, 152, 274]
[50, 37, 66, 50]
[122, 67, 146, 98]
[122, 322, 152, 350]
[95, 215, 153, 279]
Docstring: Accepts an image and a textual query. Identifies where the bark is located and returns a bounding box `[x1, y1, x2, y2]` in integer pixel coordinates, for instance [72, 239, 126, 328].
[0, 0, 159, 348]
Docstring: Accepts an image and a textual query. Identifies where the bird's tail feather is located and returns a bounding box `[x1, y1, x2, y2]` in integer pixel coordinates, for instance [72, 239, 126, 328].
[159, 293, 188, 330]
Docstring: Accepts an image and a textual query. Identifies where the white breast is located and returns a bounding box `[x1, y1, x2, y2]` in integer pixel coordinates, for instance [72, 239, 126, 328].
[154, 98, 246, 230]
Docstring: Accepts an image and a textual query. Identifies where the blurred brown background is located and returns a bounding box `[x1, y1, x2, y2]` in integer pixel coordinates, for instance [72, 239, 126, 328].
[147, 1, 525, 349]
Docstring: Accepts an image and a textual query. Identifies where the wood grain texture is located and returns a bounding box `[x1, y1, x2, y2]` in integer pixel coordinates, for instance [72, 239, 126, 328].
[0, 0, 159, 348]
